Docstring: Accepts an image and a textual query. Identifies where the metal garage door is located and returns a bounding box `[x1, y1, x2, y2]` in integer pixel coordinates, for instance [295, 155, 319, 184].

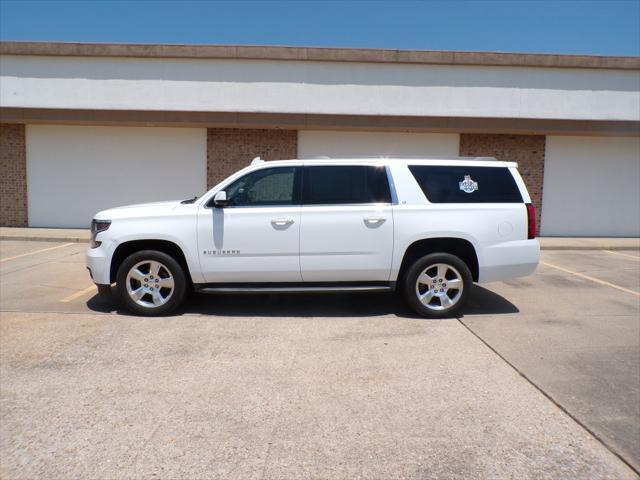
[26, 125, 207, 228]
[541, 136, 640, 237]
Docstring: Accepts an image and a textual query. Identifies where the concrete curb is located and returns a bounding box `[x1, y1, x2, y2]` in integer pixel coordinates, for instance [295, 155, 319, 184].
[0, 235, 89, 243]
[539, 238, 640, 251]
[0, 227, 90, 244]
[540, 246, 639, 251]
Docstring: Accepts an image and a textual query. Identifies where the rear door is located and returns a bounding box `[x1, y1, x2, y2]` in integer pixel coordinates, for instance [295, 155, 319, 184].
[299, 165, 394, 282]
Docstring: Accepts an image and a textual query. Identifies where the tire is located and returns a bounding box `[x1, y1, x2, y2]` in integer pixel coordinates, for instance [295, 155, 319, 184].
[402, 253, 473, 318]
[116, 250, 187, 316]
[96, 284, 112, 299]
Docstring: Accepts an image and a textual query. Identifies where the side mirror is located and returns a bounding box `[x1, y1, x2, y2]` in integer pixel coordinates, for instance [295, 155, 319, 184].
[213, 191, 228, 208]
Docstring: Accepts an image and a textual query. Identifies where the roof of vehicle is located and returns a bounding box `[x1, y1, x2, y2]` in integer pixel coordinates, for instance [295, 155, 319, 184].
[253, 157, 518, 168]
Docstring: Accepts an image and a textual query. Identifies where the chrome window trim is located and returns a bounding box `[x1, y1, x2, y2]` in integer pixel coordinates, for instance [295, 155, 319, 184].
[299, 202, 393, 208]
[205, 203, 392, 210]
[206, 204, 302, 210]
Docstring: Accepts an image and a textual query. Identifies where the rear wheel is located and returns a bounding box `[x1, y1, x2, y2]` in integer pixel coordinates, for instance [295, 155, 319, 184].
[402, 253, 472, 318]
[116, 250, 186, 316]
[96, 284, 112, 299]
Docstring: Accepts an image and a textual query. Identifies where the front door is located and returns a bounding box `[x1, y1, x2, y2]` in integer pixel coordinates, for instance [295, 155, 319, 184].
[299, 165, 394, 282]
[197, 166, 302, 283]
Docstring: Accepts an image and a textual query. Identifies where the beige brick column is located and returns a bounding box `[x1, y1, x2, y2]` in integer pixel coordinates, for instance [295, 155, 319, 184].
[460, 134, 545, 231]
[207, 129, 298, 188]
[0, 124, 28, 227]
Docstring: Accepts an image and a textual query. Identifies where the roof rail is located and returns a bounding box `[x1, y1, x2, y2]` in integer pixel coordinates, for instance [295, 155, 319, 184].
[299, 154, 498, 161]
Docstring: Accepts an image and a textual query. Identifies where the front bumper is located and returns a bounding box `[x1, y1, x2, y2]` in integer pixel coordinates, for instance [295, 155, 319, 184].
[85, 243, 110, 285]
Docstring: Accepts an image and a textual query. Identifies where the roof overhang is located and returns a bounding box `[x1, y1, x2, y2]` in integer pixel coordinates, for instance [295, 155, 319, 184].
[1, 41, 639, 70]
[2, 108, 638, 137]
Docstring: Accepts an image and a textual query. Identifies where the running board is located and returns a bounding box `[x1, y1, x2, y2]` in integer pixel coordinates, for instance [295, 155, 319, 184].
[194, 283, 395, 295]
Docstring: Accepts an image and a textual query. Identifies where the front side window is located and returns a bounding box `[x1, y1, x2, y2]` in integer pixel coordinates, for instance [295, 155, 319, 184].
[221, 167, 300, 207]
[303, 166, 391, 205]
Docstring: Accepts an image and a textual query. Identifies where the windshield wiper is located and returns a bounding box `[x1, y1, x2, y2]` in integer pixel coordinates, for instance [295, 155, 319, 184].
[180, 195, 199, 204]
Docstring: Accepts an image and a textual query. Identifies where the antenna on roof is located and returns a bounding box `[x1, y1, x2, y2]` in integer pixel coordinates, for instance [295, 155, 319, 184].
[251, 156, 264, 165]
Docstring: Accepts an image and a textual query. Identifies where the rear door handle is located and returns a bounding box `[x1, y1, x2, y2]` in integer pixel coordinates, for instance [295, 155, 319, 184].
[271, 218, 294, 226]
[364, 217, 386, 225]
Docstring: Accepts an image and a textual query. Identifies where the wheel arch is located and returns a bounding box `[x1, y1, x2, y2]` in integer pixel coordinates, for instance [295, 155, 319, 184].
[110, 239, 193, 285]
[397, 237, 479, 283]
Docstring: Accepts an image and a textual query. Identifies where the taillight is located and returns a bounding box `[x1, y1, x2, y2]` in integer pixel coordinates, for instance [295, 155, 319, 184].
[526, 203, 536, 239]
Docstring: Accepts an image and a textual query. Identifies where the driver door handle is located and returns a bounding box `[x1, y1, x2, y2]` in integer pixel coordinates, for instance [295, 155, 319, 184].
[271, 218, 295, 226]
[364, 217, 386, 225]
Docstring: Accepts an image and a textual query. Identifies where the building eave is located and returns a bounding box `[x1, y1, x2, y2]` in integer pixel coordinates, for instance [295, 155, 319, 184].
[2, 108, 639, 137]
[1, 41, 639, 70]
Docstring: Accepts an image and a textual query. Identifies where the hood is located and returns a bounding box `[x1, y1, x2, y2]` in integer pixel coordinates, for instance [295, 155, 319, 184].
[94, 200, 183, 220]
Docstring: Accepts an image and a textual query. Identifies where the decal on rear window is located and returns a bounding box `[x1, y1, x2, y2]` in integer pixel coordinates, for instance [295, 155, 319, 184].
[459, 175, 478, 193]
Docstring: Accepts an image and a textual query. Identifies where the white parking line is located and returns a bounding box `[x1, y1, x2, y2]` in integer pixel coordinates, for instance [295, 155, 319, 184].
[59, 285, 97, 303]
[603, 250, 640, 260]
[0, 243, 76, 263]
[540, 261, 640, 297]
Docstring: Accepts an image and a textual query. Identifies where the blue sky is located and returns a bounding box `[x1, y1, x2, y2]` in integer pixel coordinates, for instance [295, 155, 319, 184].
[0, 0, 638, 56]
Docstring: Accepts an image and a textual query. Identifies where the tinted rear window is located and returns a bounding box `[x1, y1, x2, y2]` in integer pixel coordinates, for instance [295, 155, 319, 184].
[408, 166, 523, 203]
[304, 166, 391, 205]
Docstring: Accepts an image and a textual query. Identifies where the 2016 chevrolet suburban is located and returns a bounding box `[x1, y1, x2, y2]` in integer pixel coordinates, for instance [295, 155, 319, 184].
[86, 158, 539, 317]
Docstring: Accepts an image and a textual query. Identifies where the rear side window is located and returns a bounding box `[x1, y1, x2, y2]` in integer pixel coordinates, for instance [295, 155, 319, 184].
[303, 166, 391, 205]
[408, 166, 523, 203]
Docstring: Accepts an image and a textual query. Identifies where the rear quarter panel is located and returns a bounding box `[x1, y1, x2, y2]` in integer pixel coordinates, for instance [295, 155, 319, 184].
[391, 203, 529, 278]
[389, 162, 537, 282]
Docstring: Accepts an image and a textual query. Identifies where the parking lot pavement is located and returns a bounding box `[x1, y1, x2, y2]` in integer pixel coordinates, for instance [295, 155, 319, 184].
[0, 241, 638, 479]
[461, 249, 640, 473]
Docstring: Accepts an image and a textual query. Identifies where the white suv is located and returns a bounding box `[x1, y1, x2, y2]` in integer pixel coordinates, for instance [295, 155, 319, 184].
[86, 158, 539, 318]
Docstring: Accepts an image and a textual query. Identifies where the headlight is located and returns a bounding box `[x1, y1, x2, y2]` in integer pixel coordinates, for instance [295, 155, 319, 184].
[90, 219, 111, 248]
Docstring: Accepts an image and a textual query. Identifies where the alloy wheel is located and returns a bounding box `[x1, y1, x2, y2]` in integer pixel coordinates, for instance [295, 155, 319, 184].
[125, 260, 175, 308]
[415, 263, 464, 311]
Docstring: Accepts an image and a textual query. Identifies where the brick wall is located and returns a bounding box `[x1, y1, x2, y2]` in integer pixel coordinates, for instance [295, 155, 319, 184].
[0, 124, 28, 227]
[460, 134, 545, 231]
[207, 128, 298, 188]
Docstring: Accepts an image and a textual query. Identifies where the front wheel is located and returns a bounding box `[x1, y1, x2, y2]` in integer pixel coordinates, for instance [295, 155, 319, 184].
[116, 250, 187, 316]
[402, 253, 473, 318]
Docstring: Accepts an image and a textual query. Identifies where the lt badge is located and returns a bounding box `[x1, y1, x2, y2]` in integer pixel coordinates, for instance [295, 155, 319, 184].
[459, 175, 478, 193]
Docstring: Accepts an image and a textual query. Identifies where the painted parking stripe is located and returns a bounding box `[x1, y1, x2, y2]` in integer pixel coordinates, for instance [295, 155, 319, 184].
[603, 250, 640, 260]
[0, 242, 76, 263]
[59, 285, 97, 303]
[540, 261, 640, 297]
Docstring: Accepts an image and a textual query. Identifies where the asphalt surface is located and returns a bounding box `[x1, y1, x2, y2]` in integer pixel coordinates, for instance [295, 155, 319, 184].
[0, 240, 638, 479]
